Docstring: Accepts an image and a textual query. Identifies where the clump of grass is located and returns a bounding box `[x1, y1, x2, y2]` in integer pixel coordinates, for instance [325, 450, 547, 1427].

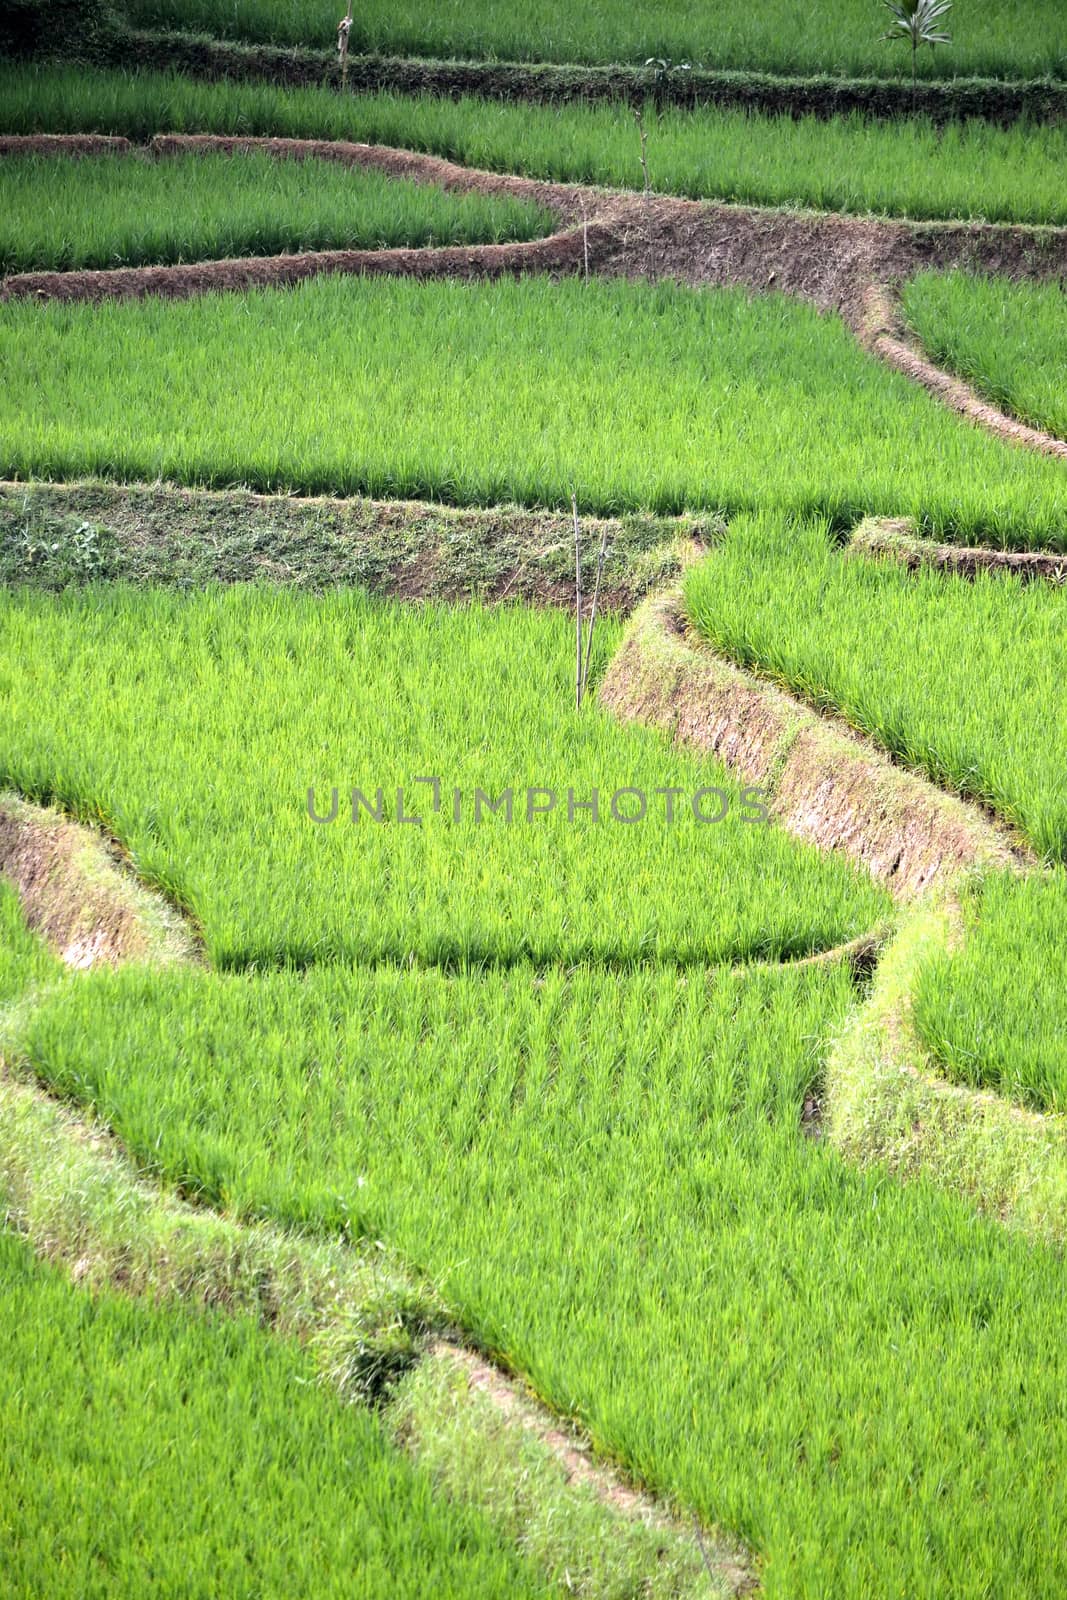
[903, 269, 1067, 440]
[0, 496, 119, 588]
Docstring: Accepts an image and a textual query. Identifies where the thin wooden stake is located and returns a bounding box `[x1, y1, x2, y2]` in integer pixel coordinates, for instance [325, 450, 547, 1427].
[572, 493, 583, 709]
[633, 108, 653, 280]
[579, 523, 609, 704]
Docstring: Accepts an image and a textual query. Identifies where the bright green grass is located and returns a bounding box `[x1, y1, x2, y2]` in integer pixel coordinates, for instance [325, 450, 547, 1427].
[118, 0, 1067, 79]
[5, 66, 1067, 225]
[913, 870, 1067, 1111]
[15, 955, 1067, 1599]
[0, 586, 889, 968]
[0, 879, 61, 1004]
[0, 1228, 553, 1600]
[684, 514, 1067, 859]
[0, 150, 553, 276]
[2, 275, 1066, 543]
[903, 270, 1067, 439]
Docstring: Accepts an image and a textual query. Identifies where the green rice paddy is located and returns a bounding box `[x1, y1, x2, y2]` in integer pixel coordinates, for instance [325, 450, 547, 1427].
[116, 0, 1067, 80]
[903, 270, 1067, 440]
[0, 1226, 553, 1600]
[4, 38, 1067, 1598]
[684, 513, 1067, 1111]
[0, 150, 554, 275]
[0, 587, 888, 967]
[12, 950, 1067, 1600]
[5, 66, 1067, 225]
[684, 513, 1067, 859]
[913, 870, 1067, 1111]
[3, 275, 1066, 543]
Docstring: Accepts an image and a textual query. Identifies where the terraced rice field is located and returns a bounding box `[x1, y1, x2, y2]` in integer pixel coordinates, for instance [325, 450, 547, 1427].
[903, 271, 1067, 440]
[0, 1234, 551, 1600]
[683, 513, 1067, 1115]
[684, 513, 1067, 859]
[117, 0, 1067, 79]
[0, 588, 888, 966]
[4, 275, 1067, 542]
[6, 67, 1067, 225]
[3, 25, 1067, 1600]
[0, 150, 554, 273]
[13, 943, 1067, 1599]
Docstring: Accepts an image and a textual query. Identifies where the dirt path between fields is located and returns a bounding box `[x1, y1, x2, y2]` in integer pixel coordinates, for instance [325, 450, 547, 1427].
[850, 516, 1067, 581]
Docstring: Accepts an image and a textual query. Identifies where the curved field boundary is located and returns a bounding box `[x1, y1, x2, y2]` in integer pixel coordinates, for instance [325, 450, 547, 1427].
[0, 226, 606, 305]
[4, 134, 1067, 324]
[0, 133, 132, 157]
[828, 895, 1067, 1247]
[0, 789, 752, 1599]
[599, 590, 1022, 902]
[0, 791, 197, 968]
[860, 283, 1067, 458]
[851, 515, 1067, 582]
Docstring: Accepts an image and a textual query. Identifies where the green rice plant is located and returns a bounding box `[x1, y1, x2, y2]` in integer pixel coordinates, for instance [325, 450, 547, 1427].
[684, 513, 1067, 859]
[0, 1227, 554, 1599]
[0, 150, 554, 275]
[913, 869, 1067, 1110]
[14, 954, 1067, 1599]
[0, 586, 888, 968]
[2, 275, 1066, 543]
[5, 66, 1067, 225]
[114, 0, 1066, 79]
[903, 270, 1067, 439]
[0, 878, 62, 1004]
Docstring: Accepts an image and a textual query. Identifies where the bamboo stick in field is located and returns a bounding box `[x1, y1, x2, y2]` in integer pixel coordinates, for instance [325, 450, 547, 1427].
[573, 492, 583, 709]
[580, 521, 609, 705]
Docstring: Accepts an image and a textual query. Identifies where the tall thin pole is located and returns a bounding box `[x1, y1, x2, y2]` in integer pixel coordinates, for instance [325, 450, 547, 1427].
[572, 493, 583, 709]
[580, 522, 609, 705]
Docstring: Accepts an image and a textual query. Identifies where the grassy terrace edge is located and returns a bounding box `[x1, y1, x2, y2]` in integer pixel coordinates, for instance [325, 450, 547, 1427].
[102, 32, 1067, 123]
[0, 480, 708, 606]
